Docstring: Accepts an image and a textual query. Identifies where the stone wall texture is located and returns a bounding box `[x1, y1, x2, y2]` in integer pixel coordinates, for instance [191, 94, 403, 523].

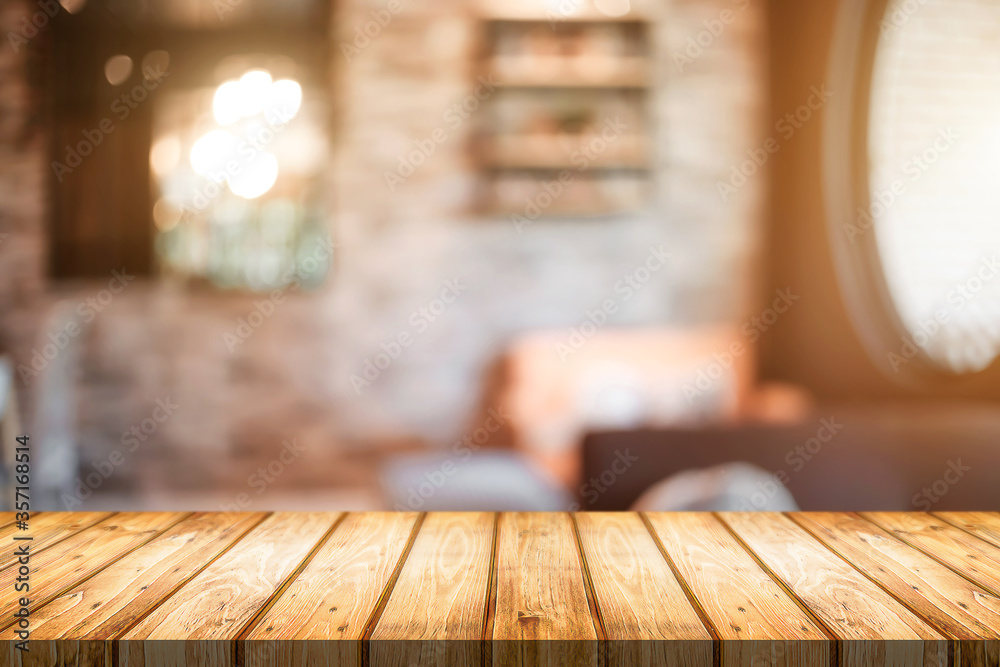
[1, 0, 767, 505]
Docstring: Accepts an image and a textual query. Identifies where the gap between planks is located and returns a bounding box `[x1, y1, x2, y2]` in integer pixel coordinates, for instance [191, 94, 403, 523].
[712, 512, 841, 667]
[0, 511, 121, 575]
[859, 512, 1000, 598]
[108, 512, 273, 667]
[783, 513, 958, 644]
[932, 511, 1000, 550]
[637, 512, 722, 667]
[569, 513, 608, 667]
[231, 512, 350, 666]
[0, 511, 191, 636]
[358, 512, 427, 667]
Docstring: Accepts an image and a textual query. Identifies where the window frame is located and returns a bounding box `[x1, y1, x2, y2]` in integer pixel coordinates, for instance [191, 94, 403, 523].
[822, 0, 997, 386]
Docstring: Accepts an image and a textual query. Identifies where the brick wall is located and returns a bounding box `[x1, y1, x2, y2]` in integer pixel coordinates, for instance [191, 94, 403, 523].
[0, 0, 48, 408]
[2, 0, 767, 504]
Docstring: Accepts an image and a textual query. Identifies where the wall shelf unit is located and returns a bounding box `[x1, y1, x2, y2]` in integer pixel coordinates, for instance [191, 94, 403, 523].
[474, 3, 654, 218]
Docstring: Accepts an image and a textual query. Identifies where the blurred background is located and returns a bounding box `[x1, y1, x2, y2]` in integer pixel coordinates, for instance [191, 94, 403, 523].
[1, 0, 998, 513]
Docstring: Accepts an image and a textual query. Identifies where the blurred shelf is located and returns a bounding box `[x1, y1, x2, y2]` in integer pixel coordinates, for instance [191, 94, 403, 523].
[485, 203, 646, 217]
[482, 14, 650, 23]
[475, 6, 653, 218]
[489, 57, 650, 89]
[490, 74, 650, 89]
[477, 0, 651, 23]
[482, 134, 650, 170]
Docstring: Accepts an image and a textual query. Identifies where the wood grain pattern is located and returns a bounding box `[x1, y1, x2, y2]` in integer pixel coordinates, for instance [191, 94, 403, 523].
[645, 512, 830, 667]
[0, 512, 114, 571]
[5, 511, 1000, 666]
[243, 512, 420, 667]
[936, 512, 1000, 549]
[371, 512, 495, 666]
[864, 512, 1000, 595]
[0, 512, 186, 621]
[575, 512, 712, 666]
[120, 512, 341, 667]
[0, 512, 267, 641]
[795, 512, 1000, 667]
[492, 512, 599, 666]
[721, 512, 947, 666]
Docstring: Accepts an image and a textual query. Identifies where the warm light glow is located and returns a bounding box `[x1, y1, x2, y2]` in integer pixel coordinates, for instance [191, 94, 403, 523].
[544, 0, 583, 16]
[869, 0, 1000, 373]
[272, 122, 326, 175]
[59, 0, 86, 14]
[142, 51, 170, 79]
[266, 79, 303, 123]
[150, 135, 182, 176]
[212, 80, 244, 126]
[238, 70, 274, 117]
[594, 0, 631, 17]
[213, 71, 302, 126]
[152, 198, 182, 231]
[190, 130, 239, 180]
[104, 55, 133, 86]
[228, 152, 279, 199]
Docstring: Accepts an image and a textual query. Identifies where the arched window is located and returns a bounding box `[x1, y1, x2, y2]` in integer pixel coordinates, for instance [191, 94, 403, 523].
[827, 0, 1000, 380]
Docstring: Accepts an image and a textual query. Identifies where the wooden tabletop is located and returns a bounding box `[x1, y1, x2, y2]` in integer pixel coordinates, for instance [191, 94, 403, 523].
[1, 512, 999, 666]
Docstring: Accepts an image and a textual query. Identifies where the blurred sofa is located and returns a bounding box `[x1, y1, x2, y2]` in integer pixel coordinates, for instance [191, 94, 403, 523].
[491, 325, 811, 486]
[581, 402, 1000, 511]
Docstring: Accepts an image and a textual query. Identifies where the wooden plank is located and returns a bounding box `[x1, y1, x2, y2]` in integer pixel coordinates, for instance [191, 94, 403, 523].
[370, 512, 494, 666]
[0, 512, 267, 643]
[935, 512, 1000, 549]
[0, 512, 114, 571]
[119, 512, 340, 667]
[0, 513, 187, 621]
[492, 512, 599, 666]
[795, 512, 1000, 666]
[721, 512, 947, 666]
[864, 512, 1000, 595]
[5, 640, 110, 667]
[645, 512, 830, 667]
[575, 513, 712, 666]
[243, 512, 420, 667]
